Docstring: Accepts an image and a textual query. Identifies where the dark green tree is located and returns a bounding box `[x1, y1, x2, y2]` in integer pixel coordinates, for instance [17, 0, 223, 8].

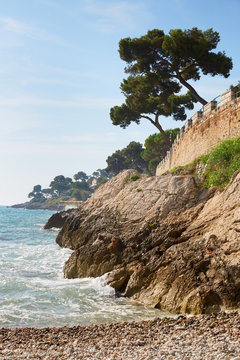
[106, 141, 148, 176]
[28, 184, 44, 201]
[72, 189, 89, 201]
[110, 28, 232, 146]
[33, 185, 41, 193]
[142, 128, 179, 174]
[73, 171, 88, 182]
[105, 150, 126, 175]
[92, 169, 110, 179]
[72, 181, 90, 191]
[41, 188, 55, 198]
[49, 175, 73, 196]
[122, 141, 148, 173]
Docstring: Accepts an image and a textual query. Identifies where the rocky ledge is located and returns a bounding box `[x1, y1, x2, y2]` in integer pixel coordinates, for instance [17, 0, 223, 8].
[56, 169, 240, 315]
[44, 209, 77, 229]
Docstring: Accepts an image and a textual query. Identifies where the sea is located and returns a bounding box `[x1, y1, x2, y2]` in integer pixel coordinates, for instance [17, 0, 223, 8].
[0, 206, 172, 329]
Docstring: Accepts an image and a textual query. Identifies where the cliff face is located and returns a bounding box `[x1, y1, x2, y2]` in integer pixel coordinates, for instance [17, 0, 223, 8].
[56, 169, 240, 314]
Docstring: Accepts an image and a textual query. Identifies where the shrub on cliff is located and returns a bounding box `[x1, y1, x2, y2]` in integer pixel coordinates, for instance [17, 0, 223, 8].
[171, 136, 240, 188]
[202, 137, 240, 188]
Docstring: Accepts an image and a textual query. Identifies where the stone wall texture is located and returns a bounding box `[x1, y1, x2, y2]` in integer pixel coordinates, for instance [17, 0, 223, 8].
[156, 96, 240, 176]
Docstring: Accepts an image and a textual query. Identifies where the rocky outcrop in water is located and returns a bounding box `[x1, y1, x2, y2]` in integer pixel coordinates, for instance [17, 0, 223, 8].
[56, 169, 240, 314]
[44, 209, 77, 229]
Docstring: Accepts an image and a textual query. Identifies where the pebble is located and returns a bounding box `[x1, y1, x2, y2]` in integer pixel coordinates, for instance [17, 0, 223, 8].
[0, 312, 240, 359]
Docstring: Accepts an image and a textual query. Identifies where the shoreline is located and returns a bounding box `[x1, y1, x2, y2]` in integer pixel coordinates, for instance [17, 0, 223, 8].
[1, 312, 240, 359]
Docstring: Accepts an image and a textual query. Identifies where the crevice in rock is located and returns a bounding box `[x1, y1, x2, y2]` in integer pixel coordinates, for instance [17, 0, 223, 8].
[202, 291, 222, 314]
[116, 275, 131, 294]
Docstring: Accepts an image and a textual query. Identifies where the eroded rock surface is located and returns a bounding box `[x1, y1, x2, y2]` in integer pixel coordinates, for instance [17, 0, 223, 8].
[56, 169, 240, 314]
[44, 209, 76, 229]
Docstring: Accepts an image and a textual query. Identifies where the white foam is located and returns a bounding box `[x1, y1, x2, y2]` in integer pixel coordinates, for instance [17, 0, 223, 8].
[64, 205, 78, 210]
[0, 207, 173, 328]
[88, 274, 115, 296]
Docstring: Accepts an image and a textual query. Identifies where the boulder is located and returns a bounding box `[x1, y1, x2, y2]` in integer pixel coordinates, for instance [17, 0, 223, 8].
[44, 209, 76, 229]
[56, 169, 240, 314]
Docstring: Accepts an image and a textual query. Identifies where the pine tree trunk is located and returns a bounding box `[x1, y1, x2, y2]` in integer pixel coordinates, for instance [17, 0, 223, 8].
[142, 115, 171, 149]
[177, 75, 208, 105]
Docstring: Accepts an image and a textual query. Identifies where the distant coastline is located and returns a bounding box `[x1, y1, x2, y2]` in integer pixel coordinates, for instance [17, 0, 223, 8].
[11, 200, 66, 211]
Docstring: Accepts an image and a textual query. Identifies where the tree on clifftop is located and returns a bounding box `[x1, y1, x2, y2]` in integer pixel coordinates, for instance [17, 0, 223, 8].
[110, 27, 232, 147]
[73, 171, 88, 182]
[49, 175, 73, 196]
[142, 128, 180, 174]
[28, 184, 44, 201]
[106, 141, 149, 176]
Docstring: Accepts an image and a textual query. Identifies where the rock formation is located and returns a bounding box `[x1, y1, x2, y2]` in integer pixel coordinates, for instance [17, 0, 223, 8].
[44, 209, 77, 229]
[56, 169, 240, 314]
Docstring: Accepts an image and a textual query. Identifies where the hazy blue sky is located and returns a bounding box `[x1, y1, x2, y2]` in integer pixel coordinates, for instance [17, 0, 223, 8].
[0, 0, 239, 204]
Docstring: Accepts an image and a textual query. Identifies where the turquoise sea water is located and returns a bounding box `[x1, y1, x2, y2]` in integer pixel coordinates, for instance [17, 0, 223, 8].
[0, 206, 171, 328]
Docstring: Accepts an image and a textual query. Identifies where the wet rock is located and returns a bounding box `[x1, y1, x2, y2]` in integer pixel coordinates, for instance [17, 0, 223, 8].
[44, 209, 77, 229]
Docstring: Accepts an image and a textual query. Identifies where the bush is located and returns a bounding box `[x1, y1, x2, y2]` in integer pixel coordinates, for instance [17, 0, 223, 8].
[202, 137, 240, 188]
[125, 174, 140, 184]
[130, 174, 140, 181]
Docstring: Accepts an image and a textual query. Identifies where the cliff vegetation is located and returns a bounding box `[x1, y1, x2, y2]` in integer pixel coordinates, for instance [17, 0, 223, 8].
[170, 135, 240, 189]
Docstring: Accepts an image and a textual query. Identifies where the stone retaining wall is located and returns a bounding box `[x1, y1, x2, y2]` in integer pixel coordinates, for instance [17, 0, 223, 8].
[156, 90, 240, 176]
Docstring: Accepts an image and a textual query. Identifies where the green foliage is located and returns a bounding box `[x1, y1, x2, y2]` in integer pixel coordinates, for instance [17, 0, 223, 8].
[130, 174, 140, 181]
[73, 171, 88, 181]
[119, 28, 232, 87]
[148, 158, 160, 174]
[136, 188, 142, 192]
[72, 181, 89, 191]
[142, 128, 180, 174]
[105, 150, 126, 175]
[171, 137, 240, 189]
[111, 27, 232, 141]
[106, 141, 148, 176]
[72, 189, 89, 201]
[201, 154, 210, 164]
[49, 175, 73, 196]
[28, 184, 44, 200]
[27, 168, 111, 207]
[106, 129, 180, 177]
[124, 173, 140, 184]
[149, 222, 158, 228]
[110, 103, 140, 128]
[33, 185, 41, 193]
[202, 138, 240, 188]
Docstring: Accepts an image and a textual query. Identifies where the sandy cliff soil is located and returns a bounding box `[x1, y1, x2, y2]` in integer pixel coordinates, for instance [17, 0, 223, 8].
[55, 169, 240, 314]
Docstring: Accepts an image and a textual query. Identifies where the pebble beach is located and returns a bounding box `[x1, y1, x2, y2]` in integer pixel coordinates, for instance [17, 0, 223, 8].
[1, 312, 240, 360]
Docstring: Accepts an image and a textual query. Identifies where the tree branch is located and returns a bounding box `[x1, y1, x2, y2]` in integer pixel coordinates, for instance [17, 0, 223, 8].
[141, 115, 171, 148]
[176, 72, 207, 105]
[141, 115, 156, 123]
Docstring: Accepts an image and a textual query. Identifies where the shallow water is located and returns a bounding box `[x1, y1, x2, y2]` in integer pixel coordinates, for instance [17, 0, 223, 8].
[0, 206, 172, 328]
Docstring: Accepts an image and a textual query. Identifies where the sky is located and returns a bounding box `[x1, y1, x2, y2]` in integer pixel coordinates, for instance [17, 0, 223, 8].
[0, 0, 239, 205]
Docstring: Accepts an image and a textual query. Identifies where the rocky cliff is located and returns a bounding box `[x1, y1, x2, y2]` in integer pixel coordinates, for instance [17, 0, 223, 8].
[56, 169, 240, 315]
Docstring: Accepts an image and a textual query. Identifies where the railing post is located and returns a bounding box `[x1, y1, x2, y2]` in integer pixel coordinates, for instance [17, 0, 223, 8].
[220, 89, 235, 106]
[203, 101, 217, 115]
